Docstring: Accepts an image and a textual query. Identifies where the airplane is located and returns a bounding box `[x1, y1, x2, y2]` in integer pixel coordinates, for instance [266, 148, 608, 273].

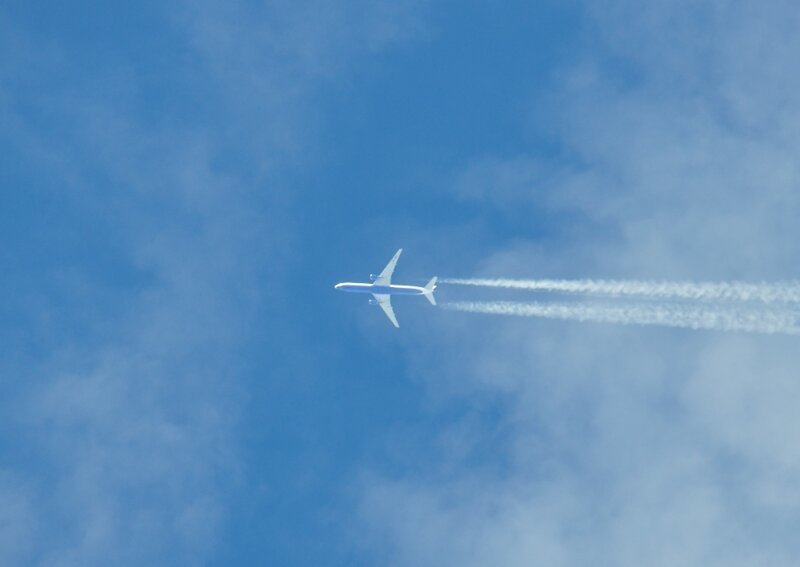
[334, 249, 437, 328]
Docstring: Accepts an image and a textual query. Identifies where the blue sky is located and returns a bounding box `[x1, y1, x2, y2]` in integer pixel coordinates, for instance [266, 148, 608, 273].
[3, 1, 800, 565]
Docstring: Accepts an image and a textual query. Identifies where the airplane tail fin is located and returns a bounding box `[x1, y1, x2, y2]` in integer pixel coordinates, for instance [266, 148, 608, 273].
[423, 277, 437, 306]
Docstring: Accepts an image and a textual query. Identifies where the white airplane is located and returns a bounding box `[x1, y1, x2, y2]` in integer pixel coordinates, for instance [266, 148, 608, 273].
[334, 249, 437, 328]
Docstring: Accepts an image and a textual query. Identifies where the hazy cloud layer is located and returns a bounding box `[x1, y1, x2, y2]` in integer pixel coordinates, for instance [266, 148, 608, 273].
[0, 2, 427, 563]
[358, 2, 800, 565]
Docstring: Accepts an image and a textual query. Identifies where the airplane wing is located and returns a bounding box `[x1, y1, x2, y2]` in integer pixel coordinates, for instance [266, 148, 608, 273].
[372, 249, 402, 286]
[373, 294, 399, 328]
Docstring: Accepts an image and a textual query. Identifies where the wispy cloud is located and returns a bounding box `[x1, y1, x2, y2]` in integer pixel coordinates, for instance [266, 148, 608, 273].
[357, 2, 800, 565]
[0, 1, 429, 563]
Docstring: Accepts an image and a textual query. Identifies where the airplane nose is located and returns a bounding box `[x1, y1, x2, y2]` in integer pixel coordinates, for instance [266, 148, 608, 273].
[334, 283, 341, 290]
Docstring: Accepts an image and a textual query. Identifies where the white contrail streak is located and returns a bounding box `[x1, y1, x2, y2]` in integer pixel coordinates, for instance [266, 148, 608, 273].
[440, 278, 800, 304]
[442, 301, 800, 335]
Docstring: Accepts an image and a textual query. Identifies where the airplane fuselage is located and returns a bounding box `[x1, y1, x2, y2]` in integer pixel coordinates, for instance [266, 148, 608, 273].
[334, 282, 427, 296]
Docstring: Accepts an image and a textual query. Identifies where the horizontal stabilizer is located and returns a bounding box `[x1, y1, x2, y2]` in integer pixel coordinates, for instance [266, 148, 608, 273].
[424, 277, 437, 306]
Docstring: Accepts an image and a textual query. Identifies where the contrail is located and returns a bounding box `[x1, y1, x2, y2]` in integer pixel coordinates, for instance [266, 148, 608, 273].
[441, 278, 800, 304]
[442, 300, 800, 335]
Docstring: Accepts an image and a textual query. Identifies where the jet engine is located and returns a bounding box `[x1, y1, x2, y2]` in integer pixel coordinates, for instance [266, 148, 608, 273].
[369, 274, 379, 281]
[368, 299, 378, 305]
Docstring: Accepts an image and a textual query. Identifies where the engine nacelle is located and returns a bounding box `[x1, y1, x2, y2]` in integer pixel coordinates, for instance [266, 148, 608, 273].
[369, 274, 379, 281]
[368, 299, 378, 305]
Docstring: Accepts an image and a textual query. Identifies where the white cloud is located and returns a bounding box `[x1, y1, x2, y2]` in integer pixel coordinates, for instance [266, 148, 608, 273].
[357, 2, 800, 565]
[0, 1, 429, 563]
[0, 475, 34, 564]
